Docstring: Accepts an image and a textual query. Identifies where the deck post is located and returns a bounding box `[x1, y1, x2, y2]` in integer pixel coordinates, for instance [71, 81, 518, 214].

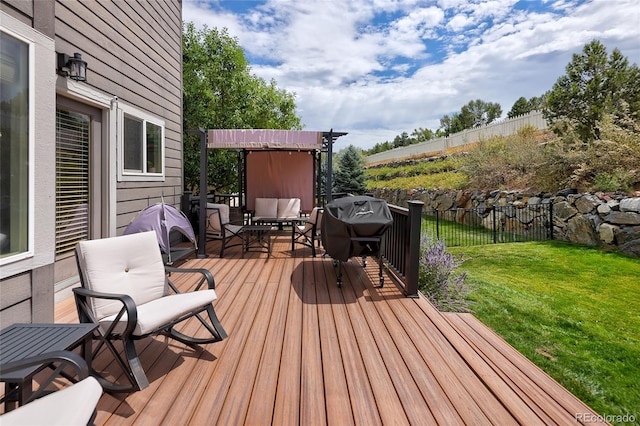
[405, 200, 423, 298]
[326, 129, 334, 203]
[186, 128, 209, 259]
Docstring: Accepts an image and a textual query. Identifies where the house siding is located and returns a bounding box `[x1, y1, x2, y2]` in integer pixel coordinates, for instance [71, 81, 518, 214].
[0, 0, 184, 324]
[1, 3, 57, 326]
[53, 0, 184, 233]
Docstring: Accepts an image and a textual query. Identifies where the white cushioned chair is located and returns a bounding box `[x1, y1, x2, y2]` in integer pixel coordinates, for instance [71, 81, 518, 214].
[0, 351, 102, 426]
[73, 231, 227, 392]
[277, 198, 301, 220]
[292, 207, 323, 257]
[252, 198, 279, 222]
[205, 203, 244, 257]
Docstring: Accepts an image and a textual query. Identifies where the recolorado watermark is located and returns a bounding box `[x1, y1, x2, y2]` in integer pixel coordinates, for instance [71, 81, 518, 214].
[575, 413, 636, 424]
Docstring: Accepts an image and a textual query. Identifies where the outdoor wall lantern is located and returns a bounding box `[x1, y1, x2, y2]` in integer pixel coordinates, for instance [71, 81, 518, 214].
[57, 52, 87, 81]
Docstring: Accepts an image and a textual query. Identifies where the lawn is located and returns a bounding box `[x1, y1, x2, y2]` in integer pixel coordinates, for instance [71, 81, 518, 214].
[449, 241, 640, 424]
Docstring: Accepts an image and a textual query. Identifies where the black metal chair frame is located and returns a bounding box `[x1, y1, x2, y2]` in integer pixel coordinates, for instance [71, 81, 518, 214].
[205, 206, 245, 258]
[0, 350, 101, 423]
[291, 208, 323, 257]
[73, 254, 227, 393]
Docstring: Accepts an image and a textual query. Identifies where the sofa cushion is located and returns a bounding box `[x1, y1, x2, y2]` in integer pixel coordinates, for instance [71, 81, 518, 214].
[76, 231, 167, 321]
[277, 198, 300, 219]
[99, 289, 218, 335]
[254, 198, 278, 219]
[0, 376, 102, 426]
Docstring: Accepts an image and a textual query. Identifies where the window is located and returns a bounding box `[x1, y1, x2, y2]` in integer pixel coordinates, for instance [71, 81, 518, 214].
[0, 30, 31, 261]
[118, 105, 165, 181]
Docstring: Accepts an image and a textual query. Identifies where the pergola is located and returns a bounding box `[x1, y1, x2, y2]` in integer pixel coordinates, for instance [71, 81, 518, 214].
[192, 129, 347, 258]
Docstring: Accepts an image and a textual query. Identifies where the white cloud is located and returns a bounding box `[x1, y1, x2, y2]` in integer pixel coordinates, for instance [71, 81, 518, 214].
[183, 0, 640, 150]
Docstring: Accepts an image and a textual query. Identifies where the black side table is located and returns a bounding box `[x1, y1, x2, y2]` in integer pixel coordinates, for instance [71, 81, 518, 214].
[0, 323, 98, 410]
[242, 224, 272, 258]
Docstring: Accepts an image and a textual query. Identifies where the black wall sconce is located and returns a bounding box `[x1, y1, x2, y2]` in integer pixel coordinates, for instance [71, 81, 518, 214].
[57, 52, 87, 81]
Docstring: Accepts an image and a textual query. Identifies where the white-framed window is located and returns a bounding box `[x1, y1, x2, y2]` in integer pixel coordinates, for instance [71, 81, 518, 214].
[117, 104, 165, 181]
[0, 27, 34, 264]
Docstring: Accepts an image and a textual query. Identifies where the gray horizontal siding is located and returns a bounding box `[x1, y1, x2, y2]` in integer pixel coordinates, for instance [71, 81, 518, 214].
[0, 0, 33, 25]
[54, 0, 184, 235]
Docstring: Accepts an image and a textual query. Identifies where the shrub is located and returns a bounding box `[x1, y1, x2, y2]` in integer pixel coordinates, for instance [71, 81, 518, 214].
[536, 113, 640, 192]
[458, 126, 547, 191]
[418, 234, 473, 312]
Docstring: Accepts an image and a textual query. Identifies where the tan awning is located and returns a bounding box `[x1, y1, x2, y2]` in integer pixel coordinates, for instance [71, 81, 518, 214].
[208, 129, 322, 150]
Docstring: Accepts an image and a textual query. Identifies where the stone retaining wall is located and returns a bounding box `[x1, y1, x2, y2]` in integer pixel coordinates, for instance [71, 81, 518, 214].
[372, 188, 640, 257]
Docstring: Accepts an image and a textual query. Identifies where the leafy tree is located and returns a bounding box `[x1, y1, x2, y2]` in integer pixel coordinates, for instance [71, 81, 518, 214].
[439, 112, 470, 135]
[365, 140, 393, 155]
[411, 127, 435, 142]
[508, 96, 544, 118]
[333, 145, 366, 194]
[182, 22, 302, 193]
[508, 97, 530, 118]
[439, 114, 453, 136]
[461, 99, 502, 127]
[364, 126, 436, 156]
[544, 39, 640, 143]
[439, 99, 502, 135]
[393, 132, 411, 148]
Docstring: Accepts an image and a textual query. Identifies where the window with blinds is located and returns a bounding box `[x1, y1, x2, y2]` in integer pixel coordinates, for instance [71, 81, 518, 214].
[55, 109, 90, 256]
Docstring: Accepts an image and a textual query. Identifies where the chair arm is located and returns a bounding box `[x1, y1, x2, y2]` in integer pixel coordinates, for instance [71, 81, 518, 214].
[1, 350, 92, 405]
[165, 266, 215, 291]
[0, 350, 89, 379]
[72, 287, 138, 336]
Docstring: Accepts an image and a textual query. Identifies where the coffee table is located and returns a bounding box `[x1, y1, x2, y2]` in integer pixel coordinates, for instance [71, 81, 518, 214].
[242, 224, 272, 258]
[0, 323, 98, 410]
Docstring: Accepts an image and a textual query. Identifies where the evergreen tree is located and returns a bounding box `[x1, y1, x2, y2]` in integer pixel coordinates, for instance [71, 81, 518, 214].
[333, 145, 366, 195]
[544, 39, 640, 142]
[508, 96, 543, 118]
[439, 99, 502, 135]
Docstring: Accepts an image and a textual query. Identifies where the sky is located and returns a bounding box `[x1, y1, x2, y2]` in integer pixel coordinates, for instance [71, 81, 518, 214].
[182, 0, 640, 151]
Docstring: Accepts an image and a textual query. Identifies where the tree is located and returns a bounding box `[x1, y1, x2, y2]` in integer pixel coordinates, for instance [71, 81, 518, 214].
[461, 99, 502, 127]
[393, 132, 410, 148]
[439, 99, 502, 135]
[508, 96, 544, 118]
[439, 112, 469, 135]
[411, 127, 435, 142]
[333, 145, 366, 194]
[543, 39, 640, 143]
[182, 22, 302, 193]
[439, 114, 453, 136]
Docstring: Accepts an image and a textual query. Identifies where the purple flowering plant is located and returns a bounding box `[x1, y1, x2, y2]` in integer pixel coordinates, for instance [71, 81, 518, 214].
[418, 234, 473, 313]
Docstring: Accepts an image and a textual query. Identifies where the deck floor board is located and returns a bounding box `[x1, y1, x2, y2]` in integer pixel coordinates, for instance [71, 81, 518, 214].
[36, 231, 602, 425]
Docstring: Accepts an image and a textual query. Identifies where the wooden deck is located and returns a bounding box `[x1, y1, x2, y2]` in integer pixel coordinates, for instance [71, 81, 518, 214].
[47, 231, 599, 425]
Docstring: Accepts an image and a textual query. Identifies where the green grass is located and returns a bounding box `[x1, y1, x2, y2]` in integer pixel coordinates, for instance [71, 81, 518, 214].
[366, 171, 468, 190]
[365, 158, 469, 190]
[365, 157, 460, 180]
[449, 241, 640, 424]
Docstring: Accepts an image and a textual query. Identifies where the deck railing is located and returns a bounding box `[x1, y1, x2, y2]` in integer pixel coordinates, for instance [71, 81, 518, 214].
[423, 204, 553, 247]
[382, 201, 423, 298]
[182, 192, 423, 298]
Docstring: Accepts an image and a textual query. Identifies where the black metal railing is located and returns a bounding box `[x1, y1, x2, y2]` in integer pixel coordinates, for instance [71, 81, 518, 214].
[182, 192, 245, 230]
[382, 201, 422, 297]
[423, 203, 553, 247]
[181, 192, 423, 298]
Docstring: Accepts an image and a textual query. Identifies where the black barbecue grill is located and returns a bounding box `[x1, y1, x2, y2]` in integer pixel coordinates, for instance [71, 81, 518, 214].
[321, 195, 393, 287]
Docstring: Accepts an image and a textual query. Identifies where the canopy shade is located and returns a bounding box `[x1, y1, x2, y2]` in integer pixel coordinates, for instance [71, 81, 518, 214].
[208, 129, 322, 150]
